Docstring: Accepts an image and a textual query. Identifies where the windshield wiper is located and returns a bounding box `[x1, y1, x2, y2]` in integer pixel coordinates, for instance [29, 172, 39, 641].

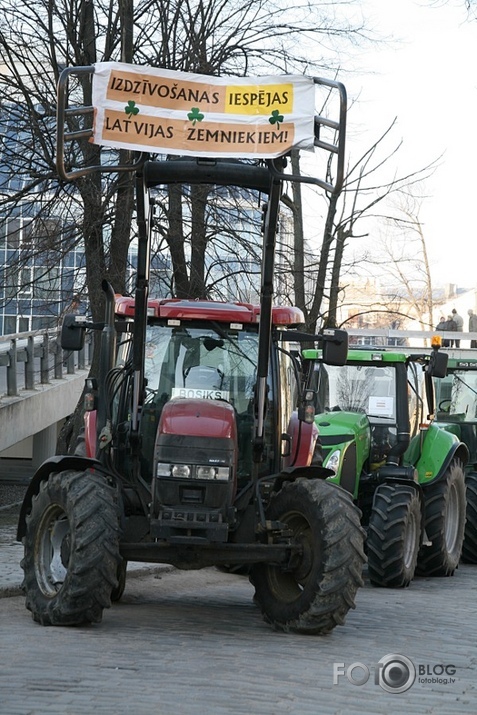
[366, 414, 395, 420]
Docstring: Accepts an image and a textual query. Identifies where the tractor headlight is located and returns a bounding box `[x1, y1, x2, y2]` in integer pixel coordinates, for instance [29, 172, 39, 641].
[156, 463, 172, 477]
[171, 464, 191, 479]
[156, 462, 230, 481]
[326, 449, 341, 474]
[197, 466, 230, 481]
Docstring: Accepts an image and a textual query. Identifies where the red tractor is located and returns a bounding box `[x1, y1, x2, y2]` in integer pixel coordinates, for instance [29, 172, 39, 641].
[17, 65, 365, 634]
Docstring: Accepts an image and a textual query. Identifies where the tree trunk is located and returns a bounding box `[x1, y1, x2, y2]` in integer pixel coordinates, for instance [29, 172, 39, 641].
[166, 184, 190, 298]
[106, 0, 135, 295]
[189, 184, 209, 298]
[107, 165, 135, 295]
[290, 151, 306, 310]
[307, 192, 339, 332]
[328, 225, 349, 326]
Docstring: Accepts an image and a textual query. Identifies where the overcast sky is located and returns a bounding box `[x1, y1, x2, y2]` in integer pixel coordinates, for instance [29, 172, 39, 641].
[342, 0, 476, 290]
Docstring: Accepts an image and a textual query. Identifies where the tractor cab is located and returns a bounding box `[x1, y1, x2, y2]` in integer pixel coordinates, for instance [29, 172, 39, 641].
[110, 297, 307, 490]
[434, 357, 477, 470]
[432, 356, 477, 564]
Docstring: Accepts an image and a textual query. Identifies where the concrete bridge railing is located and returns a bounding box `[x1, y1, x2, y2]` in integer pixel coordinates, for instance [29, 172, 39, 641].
[0, 328, 92, 398]
[0, 329, 93, 463]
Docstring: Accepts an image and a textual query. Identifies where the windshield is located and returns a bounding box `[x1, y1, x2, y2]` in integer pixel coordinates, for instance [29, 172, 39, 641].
[435, 370, 477, 421]
[144, 324, 258, 413]
[315, 363, 397, 423]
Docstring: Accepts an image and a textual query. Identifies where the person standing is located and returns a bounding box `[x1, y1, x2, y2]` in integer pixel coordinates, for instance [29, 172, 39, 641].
[469, 309, 477, 348]
[451, 308, 463, 347]
[442, 314, 457, 348]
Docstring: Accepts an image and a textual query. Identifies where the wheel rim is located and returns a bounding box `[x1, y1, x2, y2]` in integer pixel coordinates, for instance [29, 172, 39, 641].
[266, 511, 315, 604]
[444, 481, 460, 554]
[35, 504, 71, 597]
[403, 508, 419, 570]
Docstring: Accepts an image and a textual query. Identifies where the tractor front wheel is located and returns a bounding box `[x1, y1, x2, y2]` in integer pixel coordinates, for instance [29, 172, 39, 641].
[367, 483, 421, 588]
[461, 472, 477, 564]
[416, 459, 466, 577]
[111, 559, 128, 602]
[250, 478, 366, 635]
[21, 470, 121, 625]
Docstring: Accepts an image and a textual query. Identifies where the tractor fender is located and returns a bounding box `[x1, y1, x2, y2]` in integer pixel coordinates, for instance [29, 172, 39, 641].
[84, 410, 97, 458]
[420, 441, 469, 487]
[413, 425, 469, 487]
[16, 455, 103, 541]
[283, 412, 318, 468]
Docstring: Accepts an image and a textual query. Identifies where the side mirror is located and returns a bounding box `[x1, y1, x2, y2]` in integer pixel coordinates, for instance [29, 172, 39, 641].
[427, 350, 448, 379]
[61, 314, 85, 351]
[321, 328, 348, 366]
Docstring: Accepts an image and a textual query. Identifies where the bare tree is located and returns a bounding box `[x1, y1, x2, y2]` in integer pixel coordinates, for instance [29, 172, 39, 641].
[0, 0, 136, 326]
[428, 0, 476, 18]
[131, 0, 369, 298]
[1, 0, 369, 317]
[286, 119, 440, 333]
[375, 190, 436, 331]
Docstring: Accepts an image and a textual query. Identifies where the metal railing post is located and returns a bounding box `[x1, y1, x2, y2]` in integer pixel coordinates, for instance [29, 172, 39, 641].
[54, 339, 63, 379]
[65, 349, 75, 374]
[7, 338, 18, 396]
[78, 342, 86, 370]
[88, 333, 94, 364]
[40, 333, 50, 384]
[25, 335, 35, 390]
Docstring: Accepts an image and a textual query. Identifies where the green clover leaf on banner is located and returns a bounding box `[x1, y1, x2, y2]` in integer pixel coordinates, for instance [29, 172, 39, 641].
[269, 109, 284, 129]
[124, 100, 139, 118]
[188, 107, 204, 125]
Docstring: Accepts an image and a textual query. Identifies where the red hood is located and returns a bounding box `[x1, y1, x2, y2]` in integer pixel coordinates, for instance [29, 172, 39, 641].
[159, 398, 237, 439]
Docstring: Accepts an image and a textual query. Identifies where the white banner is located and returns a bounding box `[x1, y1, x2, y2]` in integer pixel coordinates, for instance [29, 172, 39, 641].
[91, 62, 315, 158]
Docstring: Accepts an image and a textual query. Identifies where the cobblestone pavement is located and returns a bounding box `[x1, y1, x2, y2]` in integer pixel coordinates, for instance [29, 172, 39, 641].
[1, 494, 477, 715]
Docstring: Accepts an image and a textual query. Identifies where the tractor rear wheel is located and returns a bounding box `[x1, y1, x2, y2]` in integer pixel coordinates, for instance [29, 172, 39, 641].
[416, 459, 466, 576]
[250, 478, 365, 635]
[461, 472, 477, 564]
[21, 470, 121, 625]
[367, 483, 421, 588]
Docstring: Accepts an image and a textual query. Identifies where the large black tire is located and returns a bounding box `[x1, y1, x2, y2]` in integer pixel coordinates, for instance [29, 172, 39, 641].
[111, 559, 128, 602]
[416, 459, 466, 577]
[461, 472, 477, 563]
[250, 478, 366, 635]
[367, 483, 421, 588]
[73, 431, 127, 601]
[21, 470, 121, 625]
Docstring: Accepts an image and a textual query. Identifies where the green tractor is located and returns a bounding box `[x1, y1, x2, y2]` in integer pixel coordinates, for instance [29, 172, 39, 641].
[433, 355, 477, 563]
[302, 344, 468, 588]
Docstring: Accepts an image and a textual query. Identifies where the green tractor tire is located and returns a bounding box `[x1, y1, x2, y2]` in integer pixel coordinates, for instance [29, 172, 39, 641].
[416, 459, 466, 577]
[367, 482, 421, 588]
[461, 472, 477, 564]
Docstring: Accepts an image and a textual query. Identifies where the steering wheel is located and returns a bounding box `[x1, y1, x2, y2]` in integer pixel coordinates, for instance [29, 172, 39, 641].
[438, 399, 452, 412]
